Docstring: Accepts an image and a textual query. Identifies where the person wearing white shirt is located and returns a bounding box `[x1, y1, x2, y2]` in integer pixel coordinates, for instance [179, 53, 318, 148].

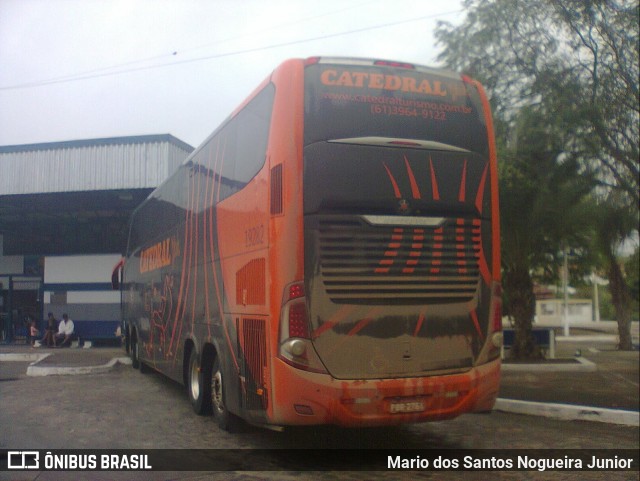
[55, 313, 75, 347]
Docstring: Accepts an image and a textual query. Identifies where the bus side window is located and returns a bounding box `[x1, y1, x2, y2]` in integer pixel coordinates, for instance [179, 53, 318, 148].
[233, 84, 275, 185]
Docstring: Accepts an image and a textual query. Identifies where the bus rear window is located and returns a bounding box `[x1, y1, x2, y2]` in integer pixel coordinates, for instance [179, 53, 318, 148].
[304, 63, 489, 156]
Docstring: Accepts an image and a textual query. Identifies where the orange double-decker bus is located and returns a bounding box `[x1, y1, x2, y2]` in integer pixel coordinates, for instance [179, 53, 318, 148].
[112, 57, 502, 430]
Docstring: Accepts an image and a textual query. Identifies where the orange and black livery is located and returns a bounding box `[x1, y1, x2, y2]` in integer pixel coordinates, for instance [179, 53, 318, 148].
[112, 57, 502, 430]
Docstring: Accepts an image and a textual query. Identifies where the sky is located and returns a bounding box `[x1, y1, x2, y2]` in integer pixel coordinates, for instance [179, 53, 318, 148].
[0, 0, 464, 149]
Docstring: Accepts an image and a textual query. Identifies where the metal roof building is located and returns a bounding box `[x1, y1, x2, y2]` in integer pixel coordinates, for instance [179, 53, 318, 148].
[0, 134, 193, 343]
[0, 134, 193, 255]
[0, 135, 192, 195]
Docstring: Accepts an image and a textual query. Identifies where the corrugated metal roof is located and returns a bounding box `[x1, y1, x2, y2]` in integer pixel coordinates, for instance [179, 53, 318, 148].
[0, 134, 193, 195]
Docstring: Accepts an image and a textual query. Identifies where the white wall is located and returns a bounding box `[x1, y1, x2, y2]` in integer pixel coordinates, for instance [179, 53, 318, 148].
[44, 254, 122, 284]
[536, 299, 594, 325]
[43, 291, 120, 304]
[43, 254, 122, 322]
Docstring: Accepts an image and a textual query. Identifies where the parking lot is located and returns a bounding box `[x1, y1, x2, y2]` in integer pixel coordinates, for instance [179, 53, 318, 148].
[1, 338, 638, 481]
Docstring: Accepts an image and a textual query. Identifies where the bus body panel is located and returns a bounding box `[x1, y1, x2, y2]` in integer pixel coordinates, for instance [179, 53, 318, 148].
[269, 356, 500, 427]
[263, 60, 307, 423]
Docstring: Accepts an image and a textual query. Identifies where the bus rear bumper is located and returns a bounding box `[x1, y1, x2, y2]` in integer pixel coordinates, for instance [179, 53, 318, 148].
[269, 358, 500, 427]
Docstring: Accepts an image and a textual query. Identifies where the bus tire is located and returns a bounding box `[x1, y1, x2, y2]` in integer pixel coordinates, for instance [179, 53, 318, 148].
[211, 356, 242, 432]
[124, 327, 130, 356]
[188, 349, 212, 415]
[130, 330, 140, 369]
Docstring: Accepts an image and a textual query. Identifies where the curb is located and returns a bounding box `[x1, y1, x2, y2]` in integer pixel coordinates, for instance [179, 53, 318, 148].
[501, 356, 597, 372]
[0, 352, 50, 362]
[495, 398, 639, 427]
[556, 335, 619, 343]
[25, 356, 132, 377]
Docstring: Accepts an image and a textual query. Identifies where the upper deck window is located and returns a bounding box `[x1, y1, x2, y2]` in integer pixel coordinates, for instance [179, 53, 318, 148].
[304, 63, 489, 157]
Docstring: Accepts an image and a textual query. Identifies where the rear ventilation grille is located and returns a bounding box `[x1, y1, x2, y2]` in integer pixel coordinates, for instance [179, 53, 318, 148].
[236, 258, 266, 306]
[270, 164, 283, 215]
[318, 218, 481, 304]
[241, 318, 268, 410]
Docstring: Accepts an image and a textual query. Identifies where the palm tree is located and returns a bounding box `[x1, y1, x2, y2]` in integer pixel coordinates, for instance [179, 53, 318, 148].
[500, 108, 594, 359]
[591, 198, 636, 350]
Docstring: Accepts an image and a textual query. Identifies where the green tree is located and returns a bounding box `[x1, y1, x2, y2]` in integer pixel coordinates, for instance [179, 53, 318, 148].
[436, 0, 639, 202]
[552, 1, 639, 204]
[436, 0, 639, 354]
[499, 107, 593, 359]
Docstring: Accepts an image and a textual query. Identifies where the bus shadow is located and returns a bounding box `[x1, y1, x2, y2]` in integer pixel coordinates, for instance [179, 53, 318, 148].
[143, 368, 462, 453]
[248, 423, 457, 450]
[239, 424, 460, 470]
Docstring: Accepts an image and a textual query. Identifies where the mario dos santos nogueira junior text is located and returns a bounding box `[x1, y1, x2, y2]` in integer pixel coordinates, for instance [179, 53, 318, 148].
[387, 454, 636, 471]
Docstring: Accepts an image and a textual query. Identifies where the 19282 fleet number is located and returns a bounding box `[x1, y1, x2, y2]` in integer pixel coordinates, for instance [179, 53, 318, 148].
[245, 224, 265, 247]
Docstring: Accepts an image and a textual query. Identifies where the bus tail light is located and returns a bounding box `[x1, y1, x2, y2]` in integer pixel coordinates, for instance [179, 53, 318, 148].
[279, 282, 328, 374]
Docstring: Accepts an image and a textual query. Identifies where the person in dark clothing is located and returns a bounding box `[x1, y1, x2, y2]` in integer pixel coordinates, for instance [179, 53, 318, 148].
[40, 312, 56, 347]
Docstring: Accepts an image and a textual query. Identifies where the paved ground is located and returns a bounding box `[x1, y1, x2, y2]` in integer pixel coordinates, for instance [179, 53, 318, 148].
[500, 339, 639, 411]
[2, 322, 638, 416]
[0, 327, 638, 481]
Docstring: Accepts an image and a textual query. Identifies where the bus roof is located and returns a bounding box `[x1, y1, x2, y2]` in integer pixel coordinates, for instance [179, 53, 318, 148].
[305, 56, 463, 81]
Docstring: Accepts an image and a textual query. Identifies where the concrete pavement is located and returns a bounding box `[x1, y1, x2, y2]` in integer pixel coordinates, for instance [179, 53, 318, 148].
[1, 324, 638, 427]
[497, 326, 639, 426]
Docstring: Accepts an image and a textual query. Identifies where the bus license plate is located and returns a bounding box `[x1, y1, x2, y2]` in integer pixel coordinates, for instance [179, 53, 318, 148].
[389, 399, 425, 414]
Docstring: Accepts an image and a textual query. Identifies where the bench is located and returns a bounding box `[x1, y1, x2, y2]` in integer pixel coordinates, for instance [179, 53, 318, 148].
[501, 327, 556, 359]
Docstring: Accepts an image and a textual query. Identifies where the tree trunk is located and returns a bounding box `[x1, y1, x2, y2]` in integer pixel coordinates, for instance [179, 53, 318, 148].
[607, 253, 633, 350]
[504, 266, 544, 360]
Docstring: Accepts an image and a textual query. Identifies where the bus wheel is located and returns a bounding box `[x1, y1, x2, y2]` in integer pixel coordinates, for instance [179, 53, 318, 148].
[211, 356, 241, 432]
[188, 349, 212, 415]
[130, 331, 140, 369]
[125, 333, 131, 356]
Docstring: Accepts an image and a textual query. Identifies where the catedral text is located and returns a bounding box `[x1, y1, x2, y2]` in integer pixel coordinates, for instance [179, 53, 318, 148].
[321, 68, 450, 97]
[139, 238, 176, 274]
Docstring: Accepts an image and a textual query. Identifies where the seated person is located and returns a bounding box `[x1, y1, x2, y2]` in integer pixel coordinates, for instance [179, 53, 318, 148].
[54, 313, 75, 347]
[40, 312, 57, 347]
[29, 319, 39, 347]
